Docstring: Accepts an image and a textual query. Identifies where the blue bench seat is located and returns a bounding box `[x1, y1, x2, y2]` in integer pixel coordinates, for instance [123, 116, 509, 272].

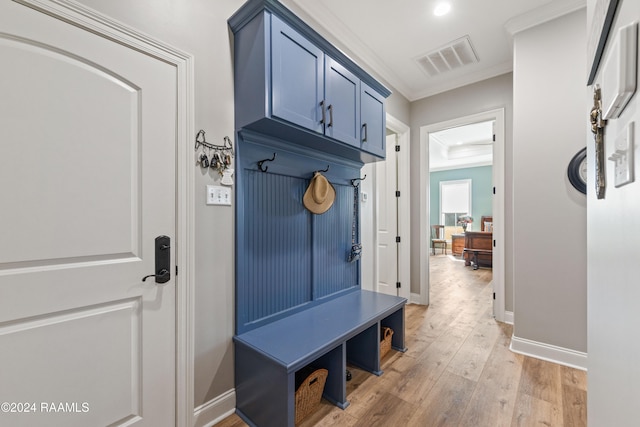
[234, 289, 407, 427]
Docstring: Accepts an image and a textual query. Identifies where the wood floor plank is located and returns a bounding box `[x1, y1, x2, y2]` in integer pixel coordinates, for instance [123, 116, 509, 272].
[561, 384, 587, 427]
[340, 369, 391, 420]
[406, 370, 477, 427]
[445, 307, 502, 382]
[458, 322, 524, 427]
[561, 365, 587, 391]
[518, 357, 563, 405]
[298, 400, 358, 427]
[382, 325, 471, 406]
[351, 392, 418, 427]
[511, 393, 563, 427]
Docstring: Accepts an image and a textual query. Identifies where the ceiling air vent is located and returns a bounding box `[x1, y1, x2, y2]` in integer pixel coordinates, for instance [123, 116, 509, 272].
[414, 36, 479, 77]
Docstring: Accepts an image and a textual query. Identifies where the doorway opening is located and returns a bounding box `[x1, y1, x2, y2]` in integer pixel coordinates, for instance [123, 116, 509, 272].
[419, 109, 505, 321]
[362, 114, 410, 301]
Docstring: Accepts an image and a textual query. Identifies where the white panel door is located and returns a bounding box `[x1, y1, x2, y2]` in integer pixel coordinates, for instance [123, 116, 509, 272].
[0, 2, 177, 426]
[376, 134, 398, 296]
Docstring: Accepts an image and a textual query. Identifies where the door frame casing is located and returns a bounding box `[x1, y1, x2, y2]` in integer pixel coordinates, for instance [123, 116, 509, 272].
[369, 114, 410, 300]
[13, 0, 196, 424]
[419, 109, 505, 322]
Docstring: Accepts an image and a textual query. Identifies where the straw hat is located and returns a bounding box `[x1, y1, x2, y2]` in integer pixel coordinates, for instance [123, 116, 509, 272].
[303, 172, 336, 214]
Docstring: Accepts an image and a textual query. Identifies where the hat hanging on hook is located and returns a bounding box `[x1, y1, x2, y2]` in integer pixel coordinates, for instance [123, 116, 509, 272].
[303, 172, 335, 214]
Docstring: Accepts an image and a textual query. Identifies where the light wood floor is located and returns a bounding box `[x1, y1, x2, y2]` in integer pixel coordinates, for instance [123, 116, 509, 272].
[215, 254, 587, 427]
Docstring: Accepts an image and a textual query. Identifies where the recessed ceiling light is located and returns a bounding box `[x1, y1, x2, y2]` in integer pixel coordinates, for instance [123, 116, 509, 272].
[434, 2, 451, 17]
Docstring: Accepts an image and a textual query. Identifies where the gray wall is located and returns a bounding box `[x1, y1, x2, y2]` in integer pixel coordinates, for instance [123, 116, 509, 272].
[73, 0, 410, 422]
[409, 73, 514, 310]
[511, 9, 587, 352]
[587, 0, 640, 424]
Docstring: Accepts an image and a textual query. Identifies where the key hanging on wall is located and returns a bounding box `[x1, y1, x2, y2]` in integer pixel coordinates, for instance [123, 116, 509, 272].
[194, 130, 234, 181]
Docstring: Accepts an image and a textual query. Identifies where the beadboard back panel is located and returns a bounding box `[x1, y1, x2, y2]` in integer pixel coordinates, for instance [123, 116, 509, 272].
[236, 131, 362, 334]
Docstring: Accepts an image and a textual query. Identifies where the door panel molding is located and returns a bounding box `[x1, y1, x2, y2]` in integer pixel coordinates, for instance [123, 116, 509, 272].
[10, 1, 195, 424]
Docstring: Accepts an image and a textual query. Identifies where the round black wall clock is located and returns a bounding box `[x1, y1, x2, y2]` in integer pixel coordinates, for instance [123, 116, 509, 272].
[568, 147, 587, 194]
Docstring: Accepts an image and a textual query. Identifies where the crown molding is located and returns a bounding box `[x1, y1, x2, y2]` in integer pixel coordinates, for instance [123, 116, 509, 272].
[505, 0, 586, 36]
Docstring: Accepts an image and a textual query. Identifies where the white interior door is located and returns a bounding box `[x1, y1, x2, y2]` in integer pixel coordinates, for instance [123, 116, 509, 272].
[0, 2, 177, 426]
[376, 134, 399, 296]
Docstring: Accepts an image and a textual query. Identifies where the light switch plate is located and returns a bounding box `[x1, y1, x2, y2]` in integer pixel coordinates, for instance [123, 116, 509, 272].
[206, 185, 232, 205]
[608, 121, 634, 187]
[602, 22, 638, 120]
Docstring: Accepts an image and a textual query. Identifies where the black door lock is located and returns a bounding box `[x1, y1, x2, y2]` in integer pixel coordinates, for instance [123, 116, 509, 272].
[142, 235, 171, 284]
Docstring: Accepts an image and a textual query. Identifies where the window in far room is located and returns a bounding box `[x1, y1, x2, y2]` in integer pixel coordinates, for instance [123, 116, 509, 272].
[440, 179, 471, 226]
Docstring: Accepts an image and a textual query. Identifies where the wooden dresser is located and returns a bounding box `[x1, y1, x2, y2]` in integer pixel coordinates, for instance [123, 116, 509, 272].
[463, 231, 493, 268]
[451, 234, 465, 256]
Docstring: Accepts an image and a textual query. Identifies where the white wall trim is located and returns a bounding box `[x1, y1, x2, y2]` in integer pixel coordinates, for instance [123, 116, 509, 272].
[510, 335, 587, 371]
[419, 109, 506, 319]
[17, 1, 197, 425]
[504, 0, 586, 37]
[410, 293, 422, 305]
[193, 389, 237, 427]
[504, 310, 514, 325]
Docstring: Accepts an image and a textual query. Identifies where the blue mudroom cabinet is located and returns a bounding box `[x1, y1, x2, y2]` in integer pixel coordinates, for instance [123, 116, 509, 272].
[229, 0, 390, 162]
[228, 2, 403, 426]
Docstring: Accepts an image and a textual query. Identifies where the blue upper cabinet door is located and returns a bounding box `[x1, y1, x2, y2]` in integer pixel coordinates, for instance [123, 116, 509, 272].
[360, 82, 386, 157]
[271, 15, 324, 134]
[325, 58, 360, 147]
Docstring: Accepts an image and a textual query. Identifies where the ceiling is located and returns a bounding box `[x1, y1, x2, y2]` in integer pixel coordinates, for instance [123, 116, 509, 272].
[429, 120, 493, 171]
[287, 0, 585, 101]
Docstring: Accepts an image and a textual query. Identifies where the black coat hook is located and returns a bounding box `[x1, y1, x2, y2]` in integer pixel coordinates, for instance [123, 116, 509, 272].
[316, 165, 330, 173]
[257, 153, 276, 172]
[350, 174, 367, 187]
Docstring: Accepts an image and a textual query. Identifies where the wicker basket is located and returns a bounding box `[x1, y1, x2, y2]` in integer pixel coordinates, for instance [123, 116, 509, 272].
[380, 327, 394, 359]
[295, 368, 328, 424]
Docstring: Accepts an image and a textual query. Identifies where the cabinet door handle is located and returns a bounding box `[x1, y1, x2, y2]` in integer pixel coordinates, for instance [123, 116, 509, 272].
[327, 104, 333, 127]
[362, 123, 368, 142]
[320, 100, 326, 125]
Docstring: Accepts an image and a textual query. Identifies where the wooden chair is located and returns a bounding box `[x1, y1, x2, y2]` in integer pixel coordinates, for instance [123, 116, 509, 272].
[431, 225, 447, 255]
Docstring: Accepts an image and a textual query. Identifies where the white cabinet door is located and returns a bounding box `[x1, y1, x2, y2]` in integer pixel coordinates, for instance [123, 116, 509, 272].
[0, 2, 177, 426]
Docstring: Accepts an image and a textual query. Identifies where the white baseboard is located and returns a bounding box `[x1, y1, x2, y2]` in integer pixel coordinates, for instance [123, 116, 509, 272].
[504, 311, 514, 325]
[410, 292, 425, 305]
[193, 389, 236, 427]
[510, 335, 587, 371]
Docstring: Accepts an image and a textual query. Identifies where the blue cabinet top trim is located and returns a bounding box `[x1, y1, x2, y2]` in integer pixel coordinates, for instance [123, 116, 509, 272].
[228, 0, 392, 99]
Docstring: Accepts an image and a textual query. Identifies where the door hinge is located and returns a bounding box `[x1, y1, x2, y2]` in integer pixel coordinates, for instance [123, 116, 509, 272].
[396, 282, 401, 289]
[175, 265, 179, 276]
[395, 145, 400, 152]
[396, 236, 401, 243]
[493, 187, 496, 194]
[493, 240, 496, 247]
[395, 190, 401, 197]
[493, 134, 496, 142]
[493, 292, 496, 300]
